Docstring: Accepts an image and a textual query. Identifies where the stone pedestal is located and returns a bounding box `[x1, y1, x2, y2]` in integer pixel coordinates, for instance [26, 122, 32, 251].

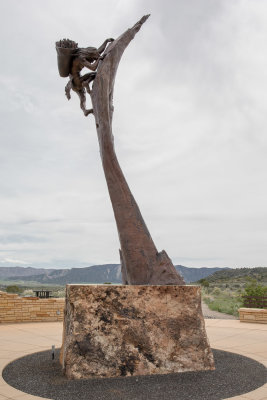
[60, 285, 214, 379]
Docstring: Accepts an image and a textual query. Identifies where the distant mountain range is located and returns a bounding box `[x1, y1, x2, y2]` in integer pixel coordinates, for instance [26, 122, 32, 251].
[0, 265, 227, 285]
[203, 267, 267, 285]
[0, 266, 55, 279]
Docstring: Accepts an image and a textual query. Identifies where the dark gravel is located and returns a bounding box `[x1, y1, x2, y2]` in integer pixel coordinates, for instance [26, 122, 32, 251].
[2, 349, 267, 400]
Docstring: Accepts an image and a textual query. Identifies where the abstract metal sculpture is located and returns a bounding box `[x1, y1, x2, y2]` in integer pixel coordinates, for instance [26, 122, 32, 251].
[56, 16, 185, 285]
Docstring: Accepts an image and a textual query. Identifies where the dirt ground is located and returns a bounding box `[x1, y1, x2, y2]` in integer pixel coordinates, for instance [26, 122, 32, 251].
[201, 302, 237, 319]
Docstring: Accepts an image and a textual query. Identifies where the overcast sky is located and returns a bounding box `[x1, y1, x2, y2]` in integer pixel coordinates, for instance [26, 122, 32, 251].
[0, 0, 266, 269]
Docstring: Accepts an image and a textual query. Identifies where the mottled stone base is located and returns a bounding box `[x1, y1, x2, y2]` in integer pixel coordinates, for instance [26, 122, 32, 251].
[61, 285, 214, 379]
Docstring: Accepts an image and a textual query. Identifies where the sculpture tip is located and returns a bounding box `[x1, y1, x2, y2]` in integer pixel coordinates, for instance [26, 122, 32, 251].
[133, 14, 150, 31]
[141, 14, 150, 23]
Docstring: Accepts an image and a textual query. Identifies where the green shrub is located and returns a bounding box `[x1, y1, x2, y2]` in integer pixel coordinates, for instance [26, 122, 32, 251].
[241, 279, 267, 308]
[242, 279, 267, 297]
[204, 288, 242, 317]
[6, 285, 23, 294]
[205, 297, 241, 316]
[198, 279, 209, 288]
[212, 287, 221, 296]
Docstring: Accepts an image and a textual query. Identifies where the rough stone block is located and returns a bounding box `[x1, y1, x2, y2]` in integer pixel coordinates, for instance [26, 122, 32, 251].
[61, 285, 214, 379]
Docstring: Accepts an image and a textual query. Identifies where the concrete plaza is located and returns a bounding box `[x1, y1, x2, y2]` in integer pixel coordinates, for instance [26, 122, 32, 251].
[0, 319, 266, 400]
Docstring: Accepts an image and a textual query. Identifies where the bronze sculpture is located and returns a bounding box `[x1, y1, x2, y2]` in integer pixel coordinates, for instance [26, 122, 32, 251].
[56, 16, 185, 285]
[56, 38, 114, 116]
[57, 18, 215, 381]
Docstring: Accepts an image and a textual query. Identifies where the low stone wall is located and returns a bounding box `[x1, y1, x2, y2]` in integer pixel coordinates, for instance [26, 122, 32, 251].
[239, 307, 267, 324]
[0, 291, 65, 323]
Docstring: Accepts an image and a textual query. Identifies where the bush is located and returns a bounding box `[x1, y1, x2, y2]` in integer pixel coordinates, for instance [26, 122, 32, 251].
[242, 279, 267, 298]
[207, 296, 241, 316]
[203, 288, 242, 317]
[241, 279, 267, 307]
[6, 285, 23, 294]
[212, 287, 221, 296]
[198, 279, 209, 288]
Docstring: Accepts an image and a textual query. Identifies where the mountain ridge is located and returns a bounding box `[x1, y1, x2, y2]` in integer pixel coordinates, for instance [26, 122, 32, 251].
[202, 267, 267, 284]
[0, 265, 227, 284]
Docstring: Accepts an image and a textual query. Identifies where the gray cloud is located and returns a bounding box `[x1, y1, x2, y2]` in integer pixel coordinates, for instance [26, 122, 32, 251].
[0, 234, 47, 244]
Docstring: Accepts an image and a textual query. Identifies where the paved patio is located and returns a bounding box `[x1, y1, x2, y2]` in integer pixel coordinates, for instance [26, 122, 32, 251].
[0, 319, 266, 400]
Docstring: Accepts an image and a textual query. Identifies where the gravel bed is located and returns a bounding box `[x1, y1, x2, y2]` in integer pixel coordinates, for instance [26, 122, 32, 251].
[2, 348, 267, 400]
